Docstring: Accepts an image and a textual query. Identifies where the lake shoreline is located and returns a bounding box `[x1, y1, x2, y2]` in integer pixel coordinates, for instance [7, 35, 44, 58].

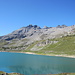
[0, 51, 75, 58]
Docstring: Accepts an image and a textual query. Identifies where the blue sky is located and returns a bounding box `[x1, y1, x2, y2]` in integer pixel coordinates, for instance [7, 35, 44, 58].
[0, 0, 75, 36]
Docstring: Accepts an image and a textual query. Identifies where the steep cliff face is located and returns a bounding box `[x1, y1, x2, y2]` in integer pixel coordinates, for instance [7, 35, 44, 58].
[0, 24, 75, 51]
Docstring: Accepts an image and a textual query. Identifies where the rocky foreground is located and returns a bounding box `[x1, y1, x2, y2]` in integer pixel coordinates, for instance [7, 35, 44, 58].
[0, 71, 75, 75]
[0, 71, 23, 75]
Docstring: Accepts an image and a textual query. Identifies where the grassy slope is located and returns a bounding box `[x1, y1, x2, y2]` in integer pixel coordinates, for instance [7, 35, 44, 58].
[41, 35, 75, 55]
[0, 35, 75, 56]
[42, 35, 75, 55]
[26, 35, 75, 56]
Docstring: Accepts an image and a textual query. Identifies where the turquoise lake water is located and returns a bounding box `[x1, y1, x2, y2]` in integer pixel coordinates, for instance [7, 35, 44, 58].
[0, 52, 75, 75]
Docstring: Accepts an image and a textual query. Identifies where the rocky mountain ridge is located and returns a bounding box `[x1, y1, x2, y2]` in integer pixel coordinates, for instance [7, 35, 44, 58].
[0, 24, 75, 41]
[0, 24, 75, 51]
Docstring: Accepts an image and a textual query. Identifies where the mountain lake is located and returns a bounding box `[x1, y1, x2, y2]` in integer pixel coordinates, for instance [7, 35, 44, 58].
[0, 52, 75, 75]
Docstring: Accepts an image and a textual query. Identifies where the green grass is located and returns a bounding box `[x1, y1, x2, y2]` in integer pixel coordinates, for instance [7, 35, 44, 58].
[25, 40, 44, 51]
[0, 41, 8, 46]
[25, 43, 36, 51]
[23, 35, 75, 56]
[38, 35, 75, 55]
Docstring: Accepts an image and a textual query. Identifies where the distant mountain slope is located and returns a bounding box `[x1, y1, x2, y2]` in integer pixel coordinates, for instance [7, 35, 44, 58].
[0, 24, 75, 56]
[0, 24, 75, 41]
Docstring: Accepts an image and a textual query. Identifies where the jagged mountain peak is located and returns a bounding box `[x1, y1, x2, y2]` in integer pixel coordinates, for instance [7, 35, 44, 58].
[0, 24, 75, 42]
[43, 26, 48, 29]
[0, 25, 41, 41]
[56, 25, 67, 28]
[21, 24, 41, 29]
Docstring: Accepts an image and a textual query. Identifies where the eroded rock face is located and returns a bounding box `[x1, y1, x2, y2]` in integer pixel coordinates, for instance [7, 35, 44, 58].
[36, 40, 58, 47]
[0, 25, 41, 41]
